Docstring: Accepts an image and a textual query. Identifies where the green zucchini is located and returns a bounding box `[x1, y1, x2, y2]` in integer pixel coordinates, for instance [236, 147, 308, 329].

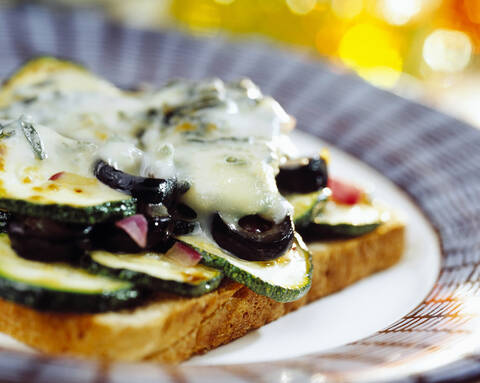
[299, 201, 387, 240]
[177, 234, 312, 302]
[0, 56, 119, 107]
[86, 250, 223, 297]
[285, 188, 330, 227]
[0, 235, 141, 312]
[0, 119, 135, 224]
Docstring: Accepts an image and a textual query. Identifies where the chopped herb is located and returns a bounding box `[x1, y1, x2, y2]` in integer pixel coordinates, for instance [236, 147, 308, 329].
[0, 117, 47, 160]
[146, 108, 159, 118]
[0, 121, 16, 139]
[33, 79, 53, 88]
[21, 96, 38, 105]
[18, 117, 47, 160]
[225, 156, 246, 166]
[135, 127, 146, 140]
[163, 96, 223, 125]
[187, 136, 251, 144]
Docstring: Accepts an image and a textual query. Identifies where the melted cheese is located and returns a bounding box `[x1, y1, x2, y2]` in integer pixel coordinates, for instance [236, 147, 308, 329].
[0, 75, 296, 223]
[314, 201, 390, 225]
[0, 118, 127, 206]
[0, 71, 146, 143]
[175, 139, 290, 222]
[139, 79, 295, 223]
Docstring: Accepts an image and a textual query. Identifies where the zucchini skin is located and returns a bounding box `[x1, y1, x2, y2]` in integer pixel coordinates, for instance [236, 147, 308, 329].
[85, 257, 224, 298]
[286, 189, 329, 227]
[180, 235, 312, 303]
[0, 198, 137, 224]
[299, 222, 380, 241]
[0, 275, 142, 313]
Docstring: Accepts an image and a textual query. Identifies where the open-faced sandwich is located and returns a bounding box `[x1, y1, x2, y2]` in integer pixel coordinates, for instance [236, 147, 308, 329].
[0, 57, 405, 362]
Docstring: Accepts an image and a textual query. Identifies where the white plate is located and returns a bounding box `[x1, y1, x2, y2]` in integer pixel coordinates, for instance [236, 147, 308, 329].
[2, 7, 479, 381]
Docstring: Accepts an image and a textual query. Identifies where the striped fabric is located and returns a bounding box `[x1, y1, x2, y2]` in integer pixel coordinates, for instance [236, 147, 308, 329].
[1, 3, 480, 383]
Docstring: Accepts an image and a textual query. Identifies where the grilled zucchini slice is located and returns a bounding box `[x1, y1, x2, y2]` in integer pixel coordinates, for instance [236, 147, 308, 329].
[87, 250, 223, 297]
[0, 119, 135, 224]
[177, 234, 312, 302]
[299, 201, 386, 240]
[286, 188, 330, 227]
[0, 234, 141, 312]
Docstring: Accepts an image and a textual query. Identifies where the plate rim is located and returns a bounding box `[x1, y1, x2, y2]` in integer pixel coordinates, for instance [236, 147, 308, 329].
[1, 4, 480, 382]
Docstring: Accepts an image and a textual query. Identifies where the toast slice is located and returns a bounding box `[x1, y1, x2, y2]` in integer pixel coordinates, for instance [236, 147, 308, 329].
[0, 219, 404, 363]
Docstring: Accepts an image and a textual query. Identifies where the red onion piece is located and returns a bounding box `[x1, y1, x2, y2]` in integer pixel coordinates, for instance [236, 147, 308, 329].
[166, 242, 202, 267]
[115, 214, 148, 248]
[49, 171, 64, 181]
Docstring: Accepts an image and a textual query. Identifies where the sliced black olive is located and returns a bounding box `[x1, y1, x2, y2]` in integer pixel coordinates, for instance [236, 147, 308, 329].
[7, 216, 92, 240]
[170, 203, 198, 236]
[175, 203, 197, 220]
[137, 202, 169, 218]
[94, 160, 189, 206]
[7, 216, 92, 262]
[173, 220, 197, 236]
[148, 216, 175, 251]
[138, 202, 197, 237]
[91, 215, 174, 254]
[276, 156, 328, 194]
[9, 234, 88, 262]
[211, 213, 294, 261]
[90, 223, 140, 254]
[0, 211, 8, 233]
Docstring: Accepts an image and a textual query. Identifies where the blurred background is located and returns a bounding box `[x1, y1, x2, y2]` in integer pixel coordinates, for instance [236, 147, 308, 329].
[2, 0, 480, 128]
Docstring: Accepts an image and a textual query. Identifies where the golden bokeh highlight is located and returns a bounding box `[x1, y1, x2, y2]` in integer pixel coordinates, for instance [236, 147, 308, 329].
[331, 0, 363, 20]
[169, 0, 480, 89]
[464, 0, 480, 24]
[338, 23, 402, 85]
[423, 29, 472, 72]
[378, 0, 421, 25]
[286, 0, 317, 15]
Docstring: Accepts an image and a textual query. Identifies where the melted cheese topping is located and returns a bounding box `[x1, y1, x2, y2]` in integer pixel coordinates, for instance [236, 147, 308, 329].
[314, 201, 390, 225]
[0, 71, 146, 143]
[0, 74, 296, 223]
[0, 118, 127, 206]
[139, 79, 295, 223]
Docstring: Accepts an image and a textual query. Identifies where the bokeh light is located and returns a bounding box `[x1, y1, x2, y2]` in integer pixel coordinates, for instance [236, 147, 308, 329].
[379, 0, 421, 25]
[338, 23, 402, 86]
[331, 0, 363, 20]
[286, 0, 317, 15]
[423, 29, 472, 72]
[464, 0, 480, 24]
[168, 0, 480, 87]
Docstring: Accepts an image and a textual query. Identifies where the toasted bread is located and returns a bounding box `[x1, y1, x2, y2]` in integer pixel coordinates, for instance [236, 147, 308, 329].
[0, 219, 404, 363]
